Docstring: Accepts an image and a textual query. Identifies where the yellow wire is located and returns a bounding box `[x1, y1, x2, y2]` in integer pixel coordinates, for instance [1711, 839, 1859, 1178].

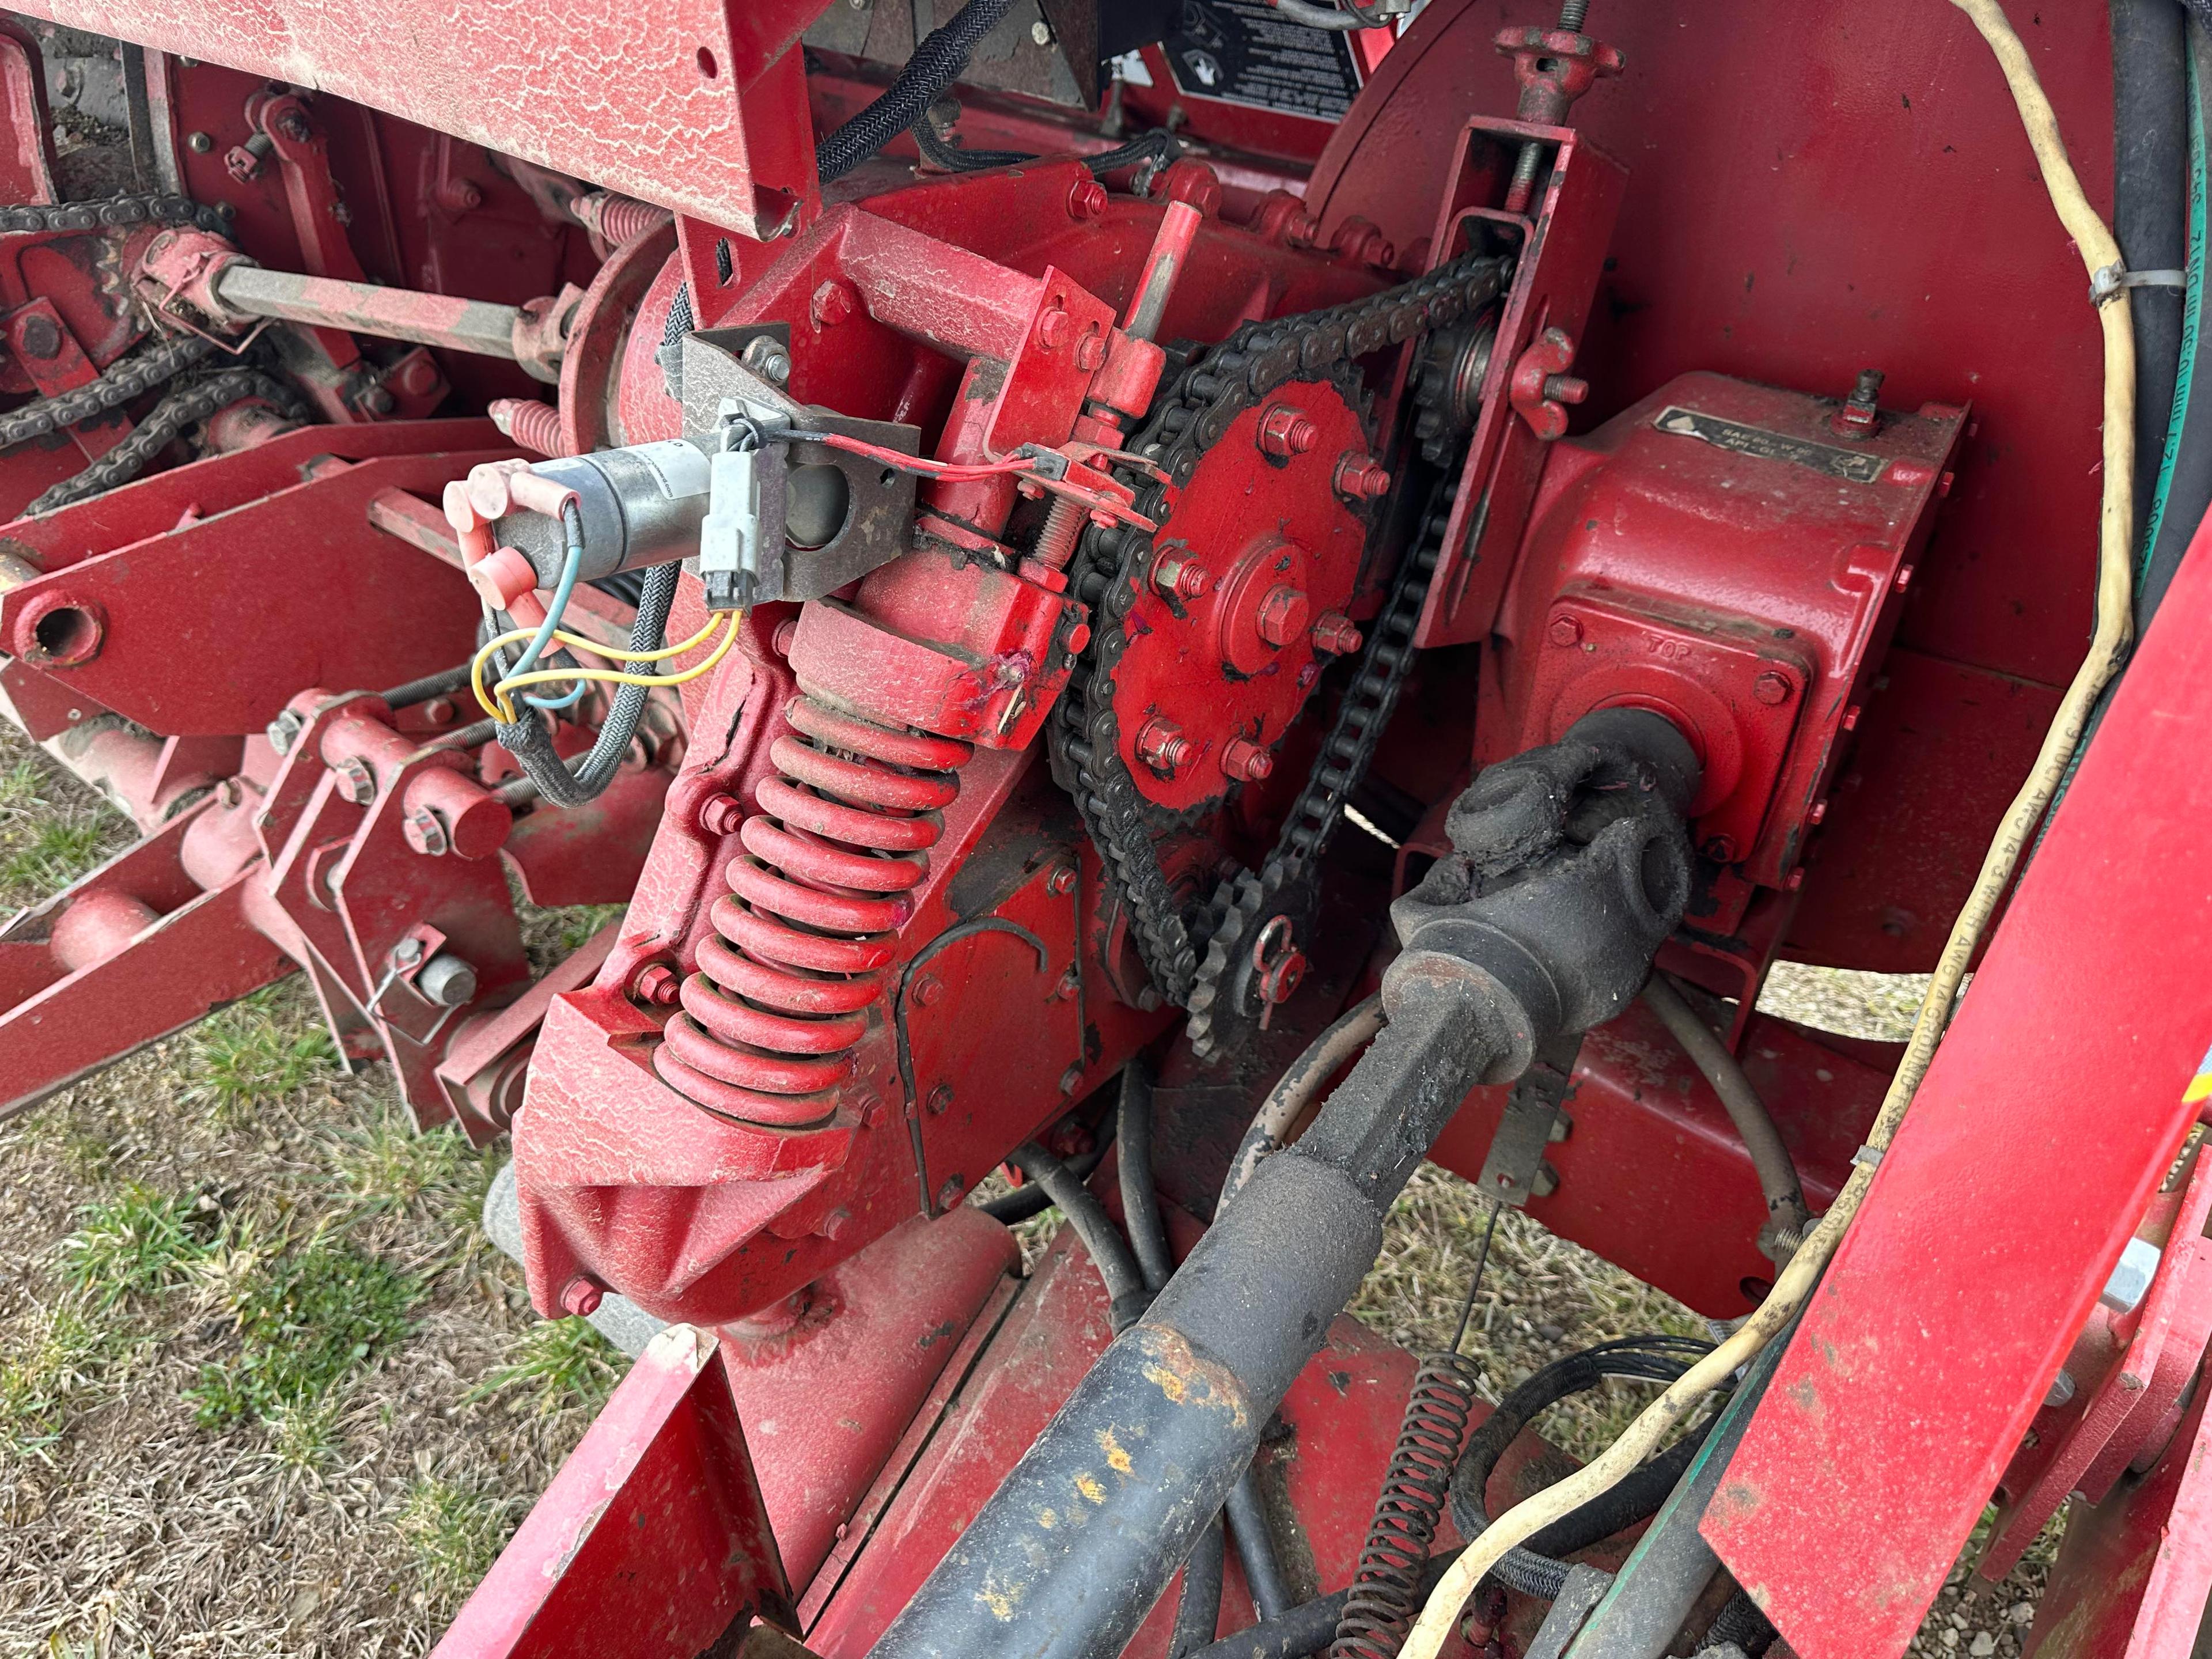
[472, 610, 743, 722]
[1397, 5, 2137, 1654]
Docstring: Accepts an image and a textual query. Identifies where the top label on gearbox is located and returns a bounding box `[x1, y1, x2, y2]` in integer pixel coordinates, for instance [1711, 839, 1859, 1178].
[1653, 406, 1890, 484]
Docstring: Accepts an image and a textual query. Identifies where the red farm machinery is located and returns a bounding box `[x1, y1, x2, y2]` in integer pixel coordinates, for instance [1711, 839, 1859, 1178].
[0, 1, 2206, 1655]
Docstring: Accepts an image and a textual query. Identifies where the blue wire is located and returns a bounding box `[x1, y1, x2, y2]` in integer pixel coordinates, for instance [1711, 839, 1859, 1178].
[513, 504, 588, 711]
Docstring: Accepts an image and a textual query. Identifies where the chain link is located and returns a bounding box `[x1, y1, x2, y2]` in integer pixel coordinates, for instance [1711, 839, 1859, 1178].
[0, 331, 221, 451]
[0, 192, 230, 237]
[1051, 250, 1510, 1056]
[26, 368, 307, 514]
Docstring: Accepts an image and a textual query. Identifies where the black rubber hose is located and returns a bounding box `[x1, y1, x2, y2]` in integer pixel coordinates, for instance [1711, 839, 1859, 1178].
[816, 0, 1017, 183]
[492, 558, 678, 808]
[911, 112, 1035, 172]
[2141, 16, 2212, 624]
[976, 1116, 1115, 1222]
[1706, 1588, 1778, 1656]
[1446, 1336, 1717, 1600]
[1007, 1141, 1150, 1330]
[1172, 1515, 1229, 1658]
[1184, 1551, 1464, 1659]
[2116, 0, 2189, 544]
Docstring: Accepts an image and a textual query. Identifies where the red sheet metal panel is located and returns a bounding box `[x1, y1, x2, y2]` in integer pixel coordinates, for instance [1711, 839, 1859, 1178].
[3, 0, 824, 235]
[1700, 517, 2212, 1657]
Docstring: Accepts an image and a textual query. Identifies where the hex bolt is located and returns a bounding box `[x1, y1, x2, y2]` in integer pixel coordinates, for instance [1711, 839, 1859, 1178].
[1074, 328, 1105, 372]
[1035, 302, 1074, 353]
[2044, 1369, 2077, 1408]
[1059, 1062, 1084, 1097]
[1221, 737, 1274, 783]
[697, 791, 745, 835]
[403, 808, 449, 856]
[1702, 834, 1740, 863]
[811, 281, 857, 329]
[1256, 404, 1317, 459]
[1067, 177, 1109, 221]
[1548, 614, 1584, 647]
[1831, 368, 1885, 439]
[334, 756, 377, 804]
[560, 1277, 604, 1319]
[1255, 585, 1312, 649]
[1045, 864, 1078, 897]
[911, 973, 945, 1007]
[1531, 1160, 1560, 1199]
[266, 710, 304, 755]
[630, 961, 681, 1006]
[741, 335, 793, 384]
[417, 952, 479, 1007]
[1031, 17, 1052, 43]
[2100, 1237, 2161, 1314]
[1152, 556, 1213, 600]
[391, 935, 425, 968]
[927, 1081, 955, 1116]
[360, 384, 396, 416]
[1752, 671, 1794, 706]
[1334, 452, 1391, 502]
[1135, 717, 1195, 775]
[187, 130, 214, 153]
[1310, 611, 1363, 655]
[1055, 966, 1081, 1001]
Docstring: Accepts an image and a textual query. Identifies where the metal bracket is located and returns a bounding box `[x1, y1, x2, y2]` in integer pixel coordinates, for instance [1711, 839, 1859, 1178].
[1476, 1030, 1582, 1206]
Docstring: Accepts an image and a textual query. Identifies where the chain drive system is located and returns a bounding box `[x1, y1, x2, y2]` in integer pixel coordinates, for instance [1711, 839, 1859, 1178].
[1052, 249, 1510, 1060]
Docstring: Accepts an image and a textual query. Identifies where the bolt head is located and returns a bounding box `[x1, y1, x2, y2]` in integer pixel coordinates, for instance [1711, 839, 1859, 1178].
[1702, 835, 1739, 863]
[1256, 404, 1317, 459]
[1035, 304, 1071, 351]
[335, 756, 377, 804]
[1752, 670, 1793, 706]
[1074, 328, 1105, 372]
[403, 808, 449, 856]
[1310, 610, 1362, 656]
[187, 130, 213, 153]
[1255, 585, 1312, 649]
[17, 314, 60, 360]
[560, 1278, 604, 1319]
[1055, 966, 1081, 1001]
[1031, 17, 1052, 44]
[1221, 737, 1273, 783]
[1548, 613, 1584, 647]
[1058, 1062, 1084, 1097]
[937, 1175, 968, 1209]
[1045, 863, 1078, 896]
[810, 281, 856, 328]
[1135, 717, 1193, 774]
[631, 962, 681, 1006]
[361, 384, 396, 416]
[266, 711, 302, 755]
[1154, 556, 1212, 600]
[391, 935, 425, 966]
[1067, 177, 1109, 221]
[912, 973, 944, 1007]
[927, 1081, 955, 1115]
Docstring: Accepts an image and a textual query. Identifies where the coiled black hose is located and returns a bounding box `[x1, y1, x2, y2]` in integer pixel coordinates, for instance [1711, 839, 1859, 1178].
[491, 559, 678, 808]
[976, 1116, 1114, 1222]
[1446, 1336, 1719, 1601]
[816, 0, 1017, 183]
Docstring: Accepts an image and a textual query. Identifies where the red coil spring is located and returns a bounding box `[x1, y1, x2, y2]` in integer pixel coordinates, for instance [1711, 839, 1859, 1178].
[488, 397, 567, 458]
[655, 694, 971, 1126]
[1330, 1351, 1481, 1659]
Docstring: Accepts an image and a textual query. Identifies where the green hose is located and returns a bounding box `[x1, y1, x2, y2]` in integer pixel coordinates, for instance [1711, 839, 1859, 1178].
[2139, 43, 2205, 577]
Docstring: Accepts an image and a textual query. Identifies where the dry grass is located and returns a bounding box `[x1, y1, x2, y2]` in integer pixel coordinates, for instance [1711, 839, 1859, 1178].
[0, 720, 2058, 1655]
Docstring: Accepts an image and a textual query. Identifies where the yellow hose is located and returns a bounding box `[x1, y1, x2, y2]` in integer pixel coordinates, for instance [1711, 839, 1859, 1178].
[1398, 4, 2135, 1652]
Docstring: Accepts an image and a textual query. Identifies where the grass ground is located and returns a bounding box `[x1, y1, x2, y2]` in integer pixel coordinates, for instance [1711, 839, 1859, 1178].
[0, 727, 2056, 1657]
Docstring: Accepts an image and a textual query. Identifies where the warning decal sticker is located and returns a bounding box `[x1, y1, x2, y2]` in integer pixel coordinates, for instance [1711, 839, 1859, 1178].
[1162, 0, 1365, 122]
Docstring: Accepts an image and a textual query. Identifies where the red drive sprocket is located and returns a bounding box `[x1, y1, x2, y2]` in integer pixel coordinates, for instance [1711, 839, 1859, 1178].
[1109, 373, 1377, 812]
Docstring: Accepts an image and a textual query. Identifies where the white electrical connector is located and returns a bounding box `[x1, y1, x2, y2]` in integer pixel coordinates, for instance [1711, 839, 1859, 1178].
[698, 440, 760, 612]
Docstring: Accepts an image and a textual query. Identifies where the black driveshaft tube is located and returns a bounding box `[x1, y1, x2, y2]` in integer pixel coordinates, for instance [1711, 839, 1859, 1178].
[867, 711, 1699, 1659]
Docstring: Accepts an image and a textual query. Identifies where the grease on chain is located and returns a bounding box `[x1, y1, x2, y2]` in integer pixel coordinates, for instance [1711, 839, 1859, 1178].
[1051, 251, 1510, 1054]
[26, 369, 306, 514]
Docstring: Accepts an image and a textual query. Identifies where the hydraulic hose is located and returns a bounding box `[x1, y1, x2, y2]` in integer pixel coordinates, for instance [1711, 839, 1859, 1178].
[816, 0, 1017, 183]
[1639, 975, 1808, 1261]
[1401, 3, 2141, 1648]
[977, 1115, 1115, 1222]
[1445, 1336, 1716, 1601]
[1008, 1141, 1150, 1331]
[2114, 0, 2188, 545]
[492, 559, 679, 808]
